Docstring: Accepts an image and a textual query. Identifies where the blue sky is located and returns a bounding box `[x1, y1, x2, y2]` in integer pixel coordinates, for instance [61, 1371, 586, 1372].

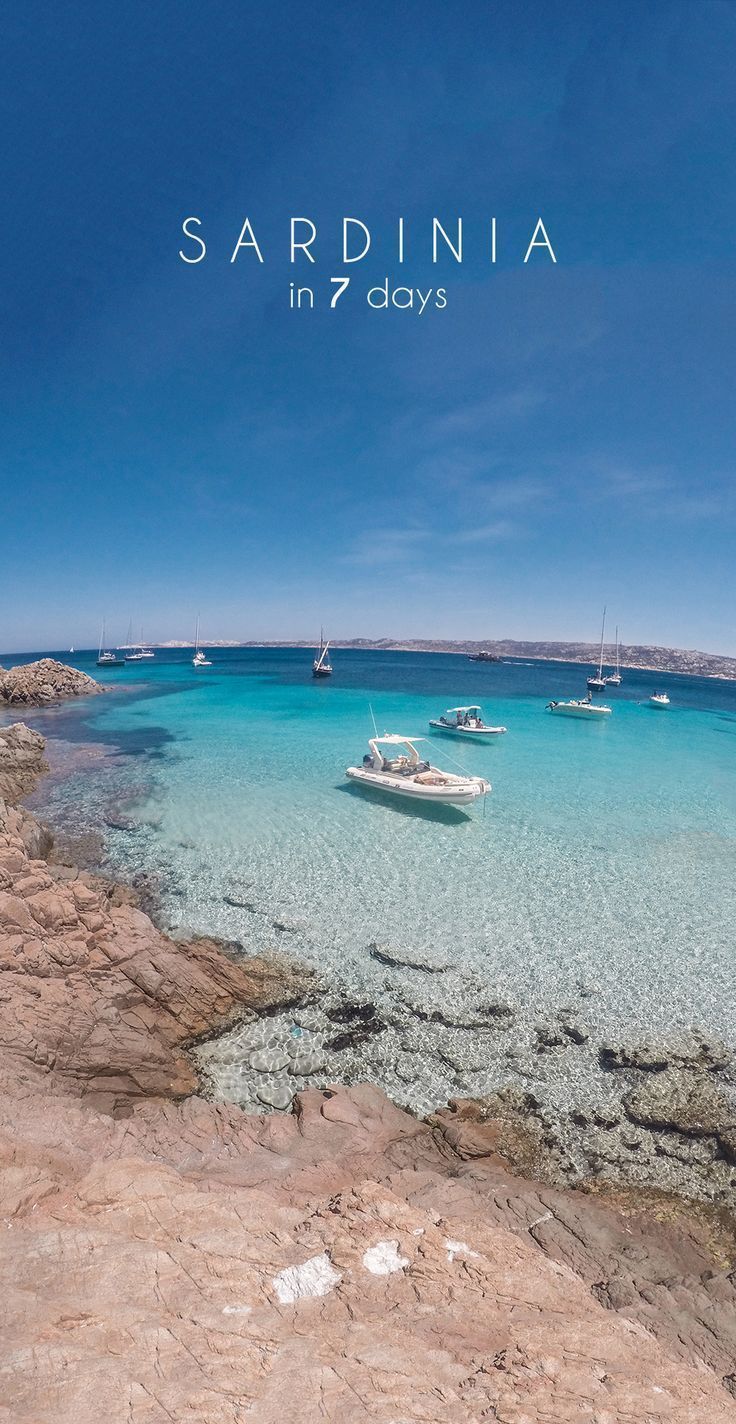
[1, 0, 735, 653]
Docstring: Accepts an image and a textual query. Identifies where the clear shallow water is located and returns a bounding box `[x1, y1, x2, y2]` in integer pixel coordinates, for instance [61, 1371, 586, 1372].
[10, 647, 736, 1054]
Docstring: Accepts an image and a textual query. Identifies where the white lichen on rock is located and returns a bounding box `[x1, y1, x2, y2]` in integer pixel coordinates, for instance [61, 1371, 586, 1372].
[362, 1239, 409, 1276]
[272, 1252, 342, 1304]
[445, 1238, 480, 1263]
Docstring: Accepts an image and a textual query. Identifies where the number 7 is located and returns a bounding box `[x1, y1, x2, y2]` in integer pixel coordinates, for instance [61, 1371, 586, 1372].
[330, 277, 350, 308]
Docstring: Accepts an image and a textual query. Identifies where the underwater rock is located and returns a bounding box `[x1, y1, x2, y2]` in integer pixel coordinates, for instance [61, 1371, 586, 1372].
[601, 1032, 732, 1075]
[623, 1068, 736, 1145]
[249, 1047, 291, 1073]
[557, 1008, 591, 1044]
[272, 915, 309, 934]
[393, 983, 514, 1031]
[324, 1000, 386, 1052]
[289, 1050, 326, 1077]
[369, 941, 451, 973]
[222, 893, 257, 910]
[536, 1021, 567, 1051]
[104, 809, 139, 832]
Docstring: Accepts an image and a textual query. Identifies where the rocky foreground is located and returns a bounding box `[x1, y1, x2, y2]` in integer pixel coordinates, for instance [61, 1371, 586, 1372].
[0, 656, 102, 706]
[1, 726, 735, 1421]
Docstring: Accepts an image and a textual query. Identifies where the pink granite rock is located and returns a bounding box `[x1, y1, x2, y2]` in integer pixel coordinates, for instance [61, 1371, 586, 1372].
[0, 727, 734, 1422]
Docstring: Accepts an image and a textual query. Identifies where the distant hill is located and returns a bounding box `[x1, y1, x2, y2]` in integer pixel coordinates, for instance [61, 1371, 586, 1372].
[155, 638, 736, 678]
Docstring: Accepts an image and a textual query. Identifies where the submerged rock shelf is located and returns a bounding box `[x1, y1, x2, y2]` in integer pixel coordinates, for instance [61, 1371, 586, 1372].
[196, 966, 736, 1209]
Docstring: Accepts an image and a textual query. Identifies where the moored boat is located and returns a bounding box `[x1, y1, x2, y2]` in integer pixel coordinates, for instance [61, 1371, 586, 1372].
[313, 629, 332, 678]
[468, 649, 500, 662]
[192, 615, 212, 667]
[606, 627, 622, 686]
[96, 620, 124, 668]
[546, 698, 611, 718]
[346, 734, 491, 805]
[587, 606, 608, 691]
[429, 705, 507, 736]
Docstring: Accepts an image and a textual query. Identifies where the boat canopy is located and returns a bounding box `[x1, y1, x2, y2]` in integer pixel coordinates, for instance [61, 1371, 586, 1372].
[367, 734, 426, 767]
[444, 706, 481, 715]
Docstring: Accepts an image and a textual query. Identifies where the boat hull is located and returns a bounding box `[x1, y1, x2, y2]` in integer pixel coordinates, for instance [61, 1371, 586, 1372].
[649, 697, 670, 708]
[429, 721, 506, 737]
[547, 702, 611, 718]
[346, 767, 489, 805]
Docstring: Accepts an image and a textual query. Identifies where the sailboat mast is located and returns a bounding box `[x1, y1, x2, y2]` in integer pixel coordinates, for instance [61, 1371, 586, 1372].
[615, 626, 620, 676]
[194, 615, 200, 655]
[597, 606, 607, 678]
[99, 619, 104, 659]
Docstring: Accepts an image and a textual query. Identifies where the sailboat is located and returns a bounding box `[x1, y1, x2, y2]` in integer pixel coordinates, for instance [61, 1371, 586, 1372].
[192, 615, 212, 667]
[96, 620, 124, 668]
[606, 627, 622, 686]
[123, 619, 154, 660]
[312, 630, 333, 678]
[587, 607, 608, 692]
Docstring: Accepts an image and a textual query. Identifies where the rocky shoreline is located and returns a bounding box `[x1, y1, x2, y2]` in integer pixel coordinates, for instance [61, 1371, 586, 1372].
[2, 716, 735, 1419]
[194, 980, 736, 1209]
[0, 656, 102, 707]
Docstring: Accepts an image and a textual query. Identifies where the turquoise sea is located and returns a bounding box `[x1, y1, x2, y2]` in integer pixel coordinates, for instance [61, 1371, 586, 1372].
[9, 647, 736, 1087]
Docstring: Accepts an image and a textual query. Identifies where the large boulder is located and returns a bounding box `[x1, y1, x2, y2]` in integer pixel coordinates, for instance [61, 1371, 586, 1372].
[0, 723, 47, 801]
[0, 658, 102, 707]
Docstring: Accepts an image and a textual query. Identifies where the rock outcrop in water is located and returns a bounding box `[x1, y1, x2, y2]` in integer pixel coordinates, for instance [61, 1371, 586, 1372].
[0, 657, 101, 706]
[1, 726, 735, 1421]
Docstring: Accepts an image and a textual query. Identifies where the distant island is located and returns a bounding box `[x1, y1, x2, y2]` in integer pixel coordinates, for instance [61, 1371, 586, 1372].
[153, 638, 736, 679]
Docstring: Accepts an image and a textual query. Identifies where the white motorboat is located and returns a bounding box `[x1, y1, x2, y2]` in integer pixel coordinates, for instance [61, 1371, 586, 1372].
[429, 705, 507, 737]
[192, 616, 212, 667]
[346, 734, 491, 805]
[124, 647, 148, 661]
[546, 698, 611, 719]
[649, 692, 670, 708]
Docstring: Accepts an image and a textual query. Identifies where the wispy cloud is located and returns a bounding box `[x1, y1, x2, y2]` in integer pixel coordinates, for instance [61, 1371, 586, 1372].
[448, 518, 520, 545]
[341, 526, 429, 568]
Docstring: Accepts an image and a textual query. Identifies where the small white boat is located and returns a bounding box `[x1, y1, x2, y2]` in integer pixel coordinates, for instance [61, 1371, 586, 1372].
[192, 616, 212, 667]
[547, 698, 611, 719]
[124, 647, 148, 662]
[346, 734, 491, 805]
[429, 705, 507, 737]
[649, 692, 670, 708]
